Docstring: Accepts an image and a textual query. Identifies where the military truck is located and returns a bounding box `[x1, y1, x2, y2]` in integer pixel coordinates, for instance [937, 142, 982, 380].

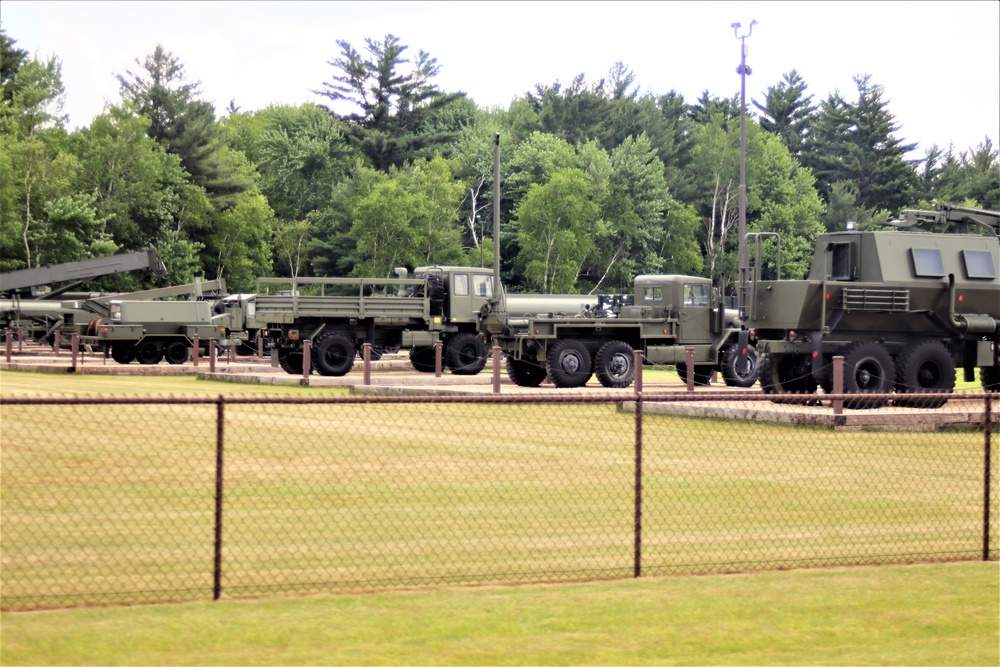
[479, 274, 759, 389]
[91, 279, 231, 364]
[254, 266, 497, 376]
[746, 205, 1000, 407]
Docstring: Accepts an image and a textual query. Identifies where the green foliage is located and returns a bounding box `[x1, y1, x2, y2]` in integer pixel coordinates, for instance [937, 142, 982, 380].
[315, 34, 465, 171]
[209, 192, 274, 291]
[753, 70, 814, 157]
[514, 168, 598, 292]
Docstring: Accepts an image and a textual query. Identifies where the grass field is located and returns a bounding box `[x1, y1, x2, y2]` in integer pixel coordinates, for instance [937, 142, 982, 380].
[1, 370, 998, 664]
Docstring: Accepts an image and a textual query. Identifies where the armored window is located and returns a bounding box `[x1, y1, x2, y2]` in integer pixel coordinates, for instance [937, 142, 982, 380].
[453, 274, 469, 296]
[829, 243, 853, 280]
[962, 250, 997, 279]
[911, 248, 945, 278]
[684, 284, 709, 307]
[643, 287, 662, 302]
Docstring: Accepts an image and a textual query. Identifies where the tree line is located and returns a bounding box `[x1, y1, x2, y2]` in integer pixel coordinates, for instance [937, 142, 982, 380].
[1, 29, 997, 294]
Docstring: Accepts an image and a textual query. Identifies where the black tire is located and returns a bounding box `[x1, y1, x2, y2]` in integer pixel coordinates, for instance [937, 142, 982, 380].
[445, 333, 487, 375]
[760, 353, 819, 402]
[110, 342, 134, 365]
[841, 341, 894, 409]
[594, 341, 635, 389]
[979, 365, 999, 393]
[135, 340, 163, 365]
[164, 341, 190, 365]
[409, 346, 438, 373]
[506, 357, 547, 387]
[314, 332, 355, 376]
[721, 344, 760, 388]
[278, 348, 304, 375]
[893, 341, 955, 408]
[676, 362, 713, 386]
[546, 339, 592, 388]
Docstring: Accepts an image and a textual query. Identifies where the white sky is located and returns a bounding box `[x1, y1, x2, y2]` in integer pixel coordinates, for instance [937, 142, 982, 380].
[3, 0, 998, 158]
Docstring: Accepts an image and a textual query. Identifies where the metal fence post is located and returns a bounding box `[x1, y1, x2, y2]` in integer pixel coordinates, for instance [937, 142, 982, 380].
[5, 330, 12, 362]
[53, 327, 61, 355]
[302, 339, 311, 385]
[363, 342, 371, 386]
[209, 339, 217, 374]
[257, 334, 264, 359]
[434, 339, 443, 378]
[633, 393, 643, 578]
[213, 395, 226, 600]
[685, 347, 695, 392]
[833, 355, 845, 419]
[193, 335, 200, 367]
[633, 349, 643, 395]
[984, 393, 993, 562]
[492, 345, 501, 394]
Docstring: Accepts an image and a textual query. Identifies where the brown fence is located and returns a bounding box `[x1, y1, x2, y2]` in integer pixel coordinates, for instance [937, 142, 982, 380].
[1, 393, 996, 610]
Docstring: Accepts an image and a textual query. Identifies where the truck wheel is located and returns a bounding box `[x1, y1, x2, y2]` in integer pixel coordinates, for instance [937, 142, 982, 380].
[760, 354, 818, 402]
[445, 333, 487, 375]
[893, 341, 955, 408]
[595, 341, 634, 389]
[841, 341, 894, 409]
[409, 346, 437, 373]
[675, 363, 713, 386]
[278, 348, 304, 375]
[506, 357, 547, 387]
[135, 340, 163, 365]
[110, 343, 134, 364]
[546, 339, 592, 388]
[314, 332, 355, 376]
[979, 366, 999, 392]
[721, 344, 760, 388]
[164, 341, 190, 365]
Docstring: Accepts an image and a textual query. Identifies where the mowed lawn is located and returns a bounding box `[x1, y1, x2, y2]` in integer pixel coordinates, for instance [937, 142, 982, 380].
[2, 562, 997, 665]
[1, 369, 998, 664]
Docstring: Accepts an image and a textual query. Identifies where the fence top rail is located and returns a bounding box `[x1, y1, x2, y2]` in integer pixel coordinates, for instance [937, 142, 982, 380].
[0, 392, 994, 408]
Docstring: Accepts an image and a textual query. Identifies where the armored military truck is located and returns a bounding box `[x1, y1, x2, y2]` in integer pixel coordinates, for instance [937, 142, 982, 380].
[479, 274, 759, 389]
[746, 205, 1000, 407]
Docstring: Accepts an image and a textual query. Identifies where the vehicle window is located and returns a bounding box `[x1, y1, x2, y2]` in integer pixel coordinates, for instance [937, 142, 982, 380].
[962, 250, 997, 279]
[472, 275, 493, 297]
[684, 284, 709, 307]
[911, 248, 945, 277]
[830, 243, 853, 280]
[643, 287, 662, 302]
[453, 274, 469, 296]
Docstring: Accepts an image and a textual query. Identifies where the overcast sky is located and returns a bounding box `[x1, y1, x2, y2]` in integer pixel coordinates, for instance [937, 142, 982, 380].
[3, 1, 998, 158]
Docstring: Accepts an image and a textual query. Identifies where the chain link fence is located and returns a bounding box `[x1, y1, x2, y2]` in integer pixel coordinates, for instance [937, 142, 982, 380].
[1, 393, 996, 610]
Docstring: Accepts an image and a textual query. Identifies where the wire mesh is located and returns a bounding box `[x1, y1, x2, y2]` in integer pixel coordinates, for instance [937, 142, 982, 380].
[1, 393, 996, 610]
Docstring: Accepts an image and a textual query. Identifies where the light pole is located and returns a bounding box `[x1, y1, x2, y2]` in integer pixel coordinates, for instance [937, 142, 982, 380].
[732, 19, 756, 313]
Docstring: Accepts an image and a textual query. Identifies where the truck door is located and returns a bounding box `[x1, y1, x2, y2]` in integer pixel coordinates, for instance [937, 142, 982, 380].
[680, 282, 712, 343]
[448, 271, 493, 324]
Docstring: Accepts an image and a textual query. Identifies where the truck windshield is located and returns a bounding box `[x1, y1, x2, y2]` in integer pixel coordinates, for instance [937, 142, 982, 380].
[683, 284, 709, 307]
[472, 275, 493, 297]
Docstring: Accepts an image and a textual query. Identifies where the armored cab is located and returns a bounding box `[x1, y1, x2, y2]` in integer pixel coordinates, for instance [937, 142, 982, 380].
[748, 205, 1000, 405]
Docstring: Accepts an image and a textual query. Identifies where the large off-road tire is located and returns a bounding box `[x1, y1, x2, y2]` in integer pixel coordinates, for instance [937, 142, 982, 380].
[110, 342, 134, 365]
[506, 357, 547, 387]
[841, 341, 894, 409]
[980, 365, 1000, 392]
[546, 339, 592, 388]
[893, 341, 955, 408]
[594, 340, 635, 389]
[721, 344, 760, 388]
[445, 333, 487, 375]
[164, 341, 190, 365]
[278, 348, 305, 375]
[134, 340, 163, 365]
[760, 353, 819, 403]
[675, 362, 713, 387]
[314, 332, 355, 377]
[409, 346, 438, 373]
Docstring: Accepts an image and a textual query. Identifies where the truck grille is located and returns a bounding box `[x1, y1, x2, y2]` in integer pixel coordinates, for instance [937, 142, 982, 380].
[840, 288, 910, 312]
